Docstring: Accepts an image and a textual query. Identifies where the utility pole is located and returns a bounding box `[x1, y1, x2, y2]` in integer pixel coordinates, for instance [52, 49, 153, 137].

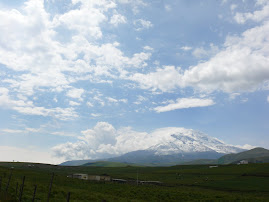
[136, 170, 138, 185]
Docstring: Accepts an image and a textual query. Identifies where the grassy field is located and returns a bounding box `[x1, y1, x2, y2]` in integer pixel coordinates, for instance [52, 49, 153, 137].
[0, 162, 269, 201]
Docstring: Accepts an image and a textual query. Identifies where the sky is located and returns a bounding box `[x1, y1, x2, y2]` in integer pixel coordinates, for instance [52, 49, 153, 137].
[0, 0, 269, 164]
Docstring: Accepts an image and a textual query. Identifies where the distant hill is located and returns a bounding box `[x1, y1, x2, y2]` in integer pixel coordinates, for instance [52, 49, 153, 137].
[108, 150, 225, 165]
[218, 147, 269, 164]
[82, 161, 139, 167]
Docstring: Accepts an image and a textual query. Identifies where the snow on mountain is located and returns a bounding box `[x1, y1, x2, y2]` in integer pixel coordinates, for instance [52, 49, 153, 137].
[147, 129, 244, 155]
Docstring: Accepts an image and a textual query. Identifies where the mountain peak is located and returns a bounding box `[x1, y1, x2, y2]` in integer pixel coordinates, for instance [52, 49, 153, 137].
[147, 130, 244, 155]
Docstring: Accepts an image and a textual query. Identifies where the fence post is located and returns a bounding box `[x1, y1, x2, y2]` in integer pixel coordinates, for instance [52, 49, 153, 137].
[5, 170, 12, 193]
[47, 172, 54, 202]
[66, 192, 71, 202]
[15, 182, 18, 197]
[19, 176, 25, 202]
[32, 185, 37, 202]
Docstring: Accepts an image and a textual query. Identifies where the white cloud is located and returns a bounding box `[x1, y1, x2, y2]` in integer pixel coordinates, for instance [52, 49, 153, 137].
[52, 122, 153, 160]
[110, 13, 127, 26]
[86, 101, 94, 107]
[192, 44, 219, 58]
[165, 4, 172, 12]
[131, 9, 269, 93]
[134, 19, 153, 31]
[0, 87, 78, 120]
[130, 66, 182, 92]
[119, 99, 128, 103]
[52, 122, 251, 161]
[2, 127, 41, 134]
[0, 0, 151, 104]
[54, 0, 116, 39]
[234, 2, 269, 24]
[183, 20, 269, 93]
[267, 95, 269, 103]
[181, 46, 192, 51]
[236, 144, 256, 150]
[229, 93, 240, 100]
[2, 129, 24, 133]
[69, 101, 81, 106]
[230, 4, 237, 12]
[91, 113, 101, 117]
[154, 98, 215, 113]
[66, 88, 84, 101]
[0, 146, 63, 164]
[25, 128, 40, 133]
[51, 131, 77, 137]
[133, 95, 147, 105]
[117, 0, 147, 14]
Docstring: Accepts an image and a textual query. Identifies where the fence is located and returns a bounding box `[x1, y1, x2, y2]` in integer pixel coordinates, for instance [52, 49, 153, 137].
[0, 170, 71, 202]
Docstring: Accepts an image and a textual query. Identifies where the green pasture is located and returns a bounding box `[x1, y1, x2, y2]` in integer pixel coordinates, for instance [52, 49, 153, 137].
[0, 162, 269, 201]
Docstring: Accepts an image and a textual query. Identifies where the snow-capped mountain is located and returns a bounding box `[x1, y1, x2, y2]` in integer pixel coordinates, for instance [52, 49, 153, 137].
[147, 131, 243, 155]
[107, 130, 245, 165]
[61, 129, 246, 166]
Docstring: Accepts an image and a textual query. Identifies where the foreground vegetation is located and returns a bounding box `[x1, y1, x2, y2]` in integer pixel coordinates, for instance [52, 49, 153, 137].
[0, 162, 269, 201]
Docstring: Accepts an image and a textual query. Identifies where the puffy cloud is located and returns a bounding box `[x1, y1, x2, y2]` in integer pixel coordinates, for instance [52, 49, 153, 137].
[0, 0, 152, 113]
[110, 13, 127, 26]
[267, 95, 269, 103]
[130, 66, 182, 92]
[131, 13, 269, 93]
[182, 20, 269, 93]
[192, 44, 219, 59]
[134, 19, 153, 31]
[154, 98, 215, 113]
[234, 2, 269, 24]
[66, 88, 84, 101]
[52, 122, 153, 160]
[54, 0, 117, 39]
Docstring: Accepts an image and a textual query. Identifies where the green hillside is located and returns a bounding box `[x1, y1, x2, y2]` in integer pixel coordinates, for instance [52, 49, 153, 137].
[218, 147, 269, 164]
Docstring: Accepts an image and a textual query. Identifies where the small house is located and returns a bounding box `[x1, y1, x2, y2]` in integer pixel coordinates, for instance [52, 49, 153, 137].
[72, 173, 89, 180]
[238, 160, 248, 165]
[88, 175, 111, 181]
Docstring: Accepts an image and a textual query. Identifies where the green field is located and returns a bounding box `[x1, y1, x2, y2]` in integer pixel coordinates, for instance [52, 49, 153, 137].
[0, 162, 269, 201]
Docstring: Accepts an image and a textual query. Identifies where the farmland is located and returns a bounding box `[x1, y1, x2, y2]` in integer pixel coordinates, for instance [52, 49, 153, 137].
[0, 162, 269, 201]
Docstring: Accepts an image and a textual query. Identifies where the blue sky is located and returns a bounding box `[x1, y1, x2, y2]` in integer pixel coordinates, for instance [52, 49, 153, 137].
[0, 0, 268, 164]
